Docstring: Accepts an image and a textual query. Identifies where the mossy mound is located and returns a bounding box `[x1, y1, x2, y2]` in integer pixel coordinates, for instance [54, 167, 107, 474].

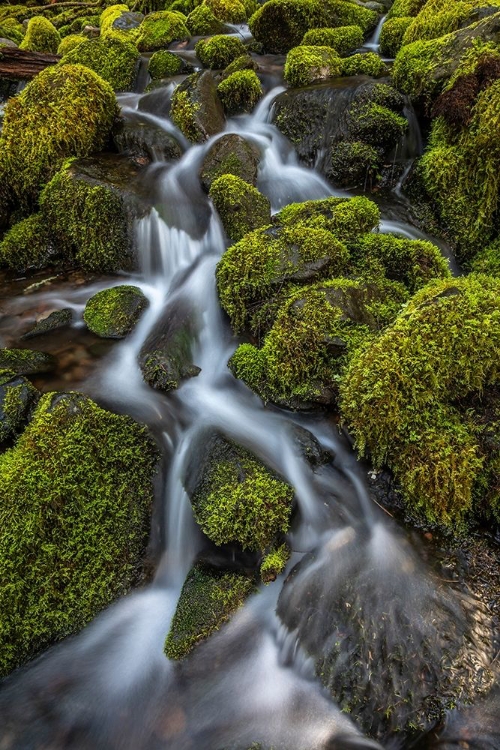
[57, 33, 85, 56]
[148, 48, 183, 78]
[209, 174, 271, 242]
[328, 140, 379, 188]
[284, 45, 342, 87]
[0, 348, 56, 375]
[0, 18, 25, 45]
[469, 238, 500, 276]
[0, 64, 117, 210]
[164, 564, 255, 660]
[137, 10, 189, 51]
[340, 275, 500, 527]
[171, 70, 225, 142]
[100, 4, 141, 43]
[224, 52, 258, 75]
[19, 16, 60, 53]
[402, 0, 500, 46]
[83, 285, 149, 339]
[276, 194, 381, 239]
[195, 34, 246, 69]
[302, 24, 364, 56]
[0, 391, 158, 677]
[341, 51, 388, 77]
[60, 36, 139, 92]
[260, 543, 290, 583]
[379, 16, 412, 57]
[187, 4, 225, 35]
[203, 0, 246, 24]
[217, 69, 262, 115]
[0, 214, 54, 272]
[387, 0, 425, 18]
[200, 133, 260, 191]
[0, 371, 39, 448]
[22, 309, 73, 340]
[347, 99, 407, 146]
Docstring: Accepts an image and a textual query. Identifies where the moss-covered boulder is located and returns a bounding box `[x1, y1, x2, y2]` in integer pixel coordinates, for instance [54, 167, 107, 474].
[83, 285, 149, 339]
[60, 36, 139, 92]
[0, 348, 56, 375]
[137, 10, 190, 51]
[469, 238, 500, 276]
[171, 70, 225, 142]
[223, 52, 259, 75]
[200, 134, 260, 191]
[276, 194, 380, 238]
[340, 275, 500, 527]
[302, 24, 364, 55]
[148, 48, 183, 78]
[328, 140, 379, 188]
[187, 4, 226, 35]
[0, 214, 54, 272]
[57, 33, 85, 56]
[195, 34, 246, 69]
[0, 391, 158, 677]
[284, 45, 342, 87]
[379, 15, 412, 57]
[203, 0, 246, 24]
[0, 371, 39, 448]
[217, 69, 262, 114]
[209, 175, 271, 242]
[164, 564, 256, 659]
[0, 64, 118, 211]
[0, 18, 24, 45]
[100, 4, 142, 43]
[402, 0, 500, 46]
[21, 309, 73, 340]
[19, 16, 60, 53]
[341, 51, 388, 77]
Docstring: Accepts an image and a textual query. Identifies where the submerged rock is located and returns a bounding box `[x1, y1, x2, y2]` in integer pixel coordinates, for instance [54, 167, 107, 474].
[200, 134, 260, 192]
[0, 371, 39, 447]
[84, 285, 149, 339]
[21, 309, 73, 340]
[0, 348, 56, 375]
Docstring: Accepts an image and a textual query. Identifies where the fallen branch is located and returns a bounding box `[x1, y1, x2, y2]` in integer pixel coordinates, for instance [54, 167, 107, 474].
[0, 47, 60, 80]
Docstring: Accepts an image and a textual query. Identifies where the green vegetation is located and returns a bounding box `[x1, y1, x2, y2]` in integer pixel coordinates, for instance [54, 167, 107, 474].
[203, 0, 246, 24]
[0, 392, 158, 677]
[0, 18, 25, 44]
[341, 52, 388, 77]
[148, 49, 183, 78]
[260, 543, 290, 583]
[195, 34, 246, 69]
[217, 69, 262, 115]
[379, 16, 412, 57]
[100, 4, 138, 43]
[170, 70, 226, 142]
[276, 195, 380, 239]
[19, 16, 60, 53]
[387, 0, 426, 18]
[60, 37, 139, 91]
[469, 238, 500, 276]
[57, 33, 85, 56]
[402, 0, 500, 45]
[0, 214, 53, 272]
[328, 141, 379, 188]
[0, 371, 38, 447]
[0, 348, 56, 375]
[224, 53, 258, 74]
[302, 25, 364, 56]
[187, 4, 225, 35]
[83, 286, 149, 338]
[348, 101, 407, 147]
[284, 45, 341, 87]
[200, 134, 259, 191]
[209, 175, 271, 242]
[137, 11, 189, 51]
[164, 564, 255, 659]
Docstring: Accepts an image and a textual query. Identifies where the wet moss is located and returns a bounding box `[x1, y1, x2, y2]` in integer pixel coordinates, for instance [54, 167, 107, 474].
[469, 238, 500, 276]
[0, 392, 158, 677]
[171, 86, 202, 141]
[0, 348, 56, 375]
[57, 33, 85, 56]
[204, 0, 247, 23]
[276, 195, 381, 240]
[301, 24, 364, 56]
[0, 18, 24, 44]
[284, 45, 342, 87]
[328, 140, 379, 188]
[83, 285, 149, 339]
[403, 0, 500, 45]
[19, 16, 60, 53]
[217, 69, 262, 115]
[60, 37, 139, 92]
[200, 134, 259, 190]
[195, 34, 247, 69]
[137, 10, 189, 52]
[224, 53, 258, 75]
[171, 70, 226, 142]
[0, 214, 54, 272]
[186, 4, 225, 35]
[340, 275, 500, 527]
[341, 51, 388, 77]
[348, 100, 407, 147]
[209, 174, 271, 242]
[100, 4, 139, 43]
[379, 16, 412, 57]
[164, 564, 256, 660]
[387, 0, 425, 18]
[260, 543, 290, 583]
[148, 48, 183, 78]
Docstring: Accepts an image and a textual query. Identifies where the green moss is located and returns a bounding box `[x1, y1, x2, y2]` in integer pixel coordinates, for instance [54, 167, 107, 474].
[19, 16, 60, 53]
[195, 34, 246, 69]
[0, 391, 158, 677]
[203, 0, 246, 23]
[379, 16, 412, 57]
[57, 33, 85, 56]
[301, 25, 364, 56]
[100, 4, 139, 43]
[148, 48, 183, 78]
[0, 214, 53, 272]
[83, 285, 149, 338]
[209, 174, 271, 242]
[0, 64, 117, 210]
[137, 10, 189, 51]
[340, 275, 500, 527]
[224, 53, 258, 74]
[217, 69, 262, 114]
[260, 543, 290, 583]
[469, 238, 500, 276]
[171, 87, 201, 141]
[0, 18, 24, 44]
[60, 37, 139, 92]
[403, 0, 500, 45]
[0, 349, 56, 375]
[164, 564, 255, 660]
[328, 140, 379, 188]
[348, 100, 407, 146]
[200, 134, 259, 190]
[284, 45, 342, 87]
[276, 195, 381, 240]
[187, 4, 225, 35]
[341, 51, 388, 77]
[0, 371, 39, 446]
[216, 223, 349, 332]
[387, 0, 425, 19]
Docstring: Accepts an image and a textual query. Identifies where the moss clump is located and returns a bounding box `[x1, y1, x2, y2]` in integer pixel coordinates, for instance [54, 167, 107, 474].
[19, 16, 60, 53]
[0, 64, 117, 210]
[0, 214, 54, 272]
[284, 45, 342, 87]
[348, 100, 407, 147]
[0, 348, 56, 375]
[164, 564, 255, 660]
[469, 238, 500, 276]
[302, 25, 363, 56]
[379, 16, 412, 57]
[137, 10, 189, 51]
[340, 275, 500, 527]
[195, 34, 246, 69]
[186, 4, 225, 35]
[209, 174, 271, 242]
[0, 371, 39, 447]
[60, 37, 139, 92]
[148, 48, 183, 78]
[276, 195, 380, 240]
[100, 4, 139, 43]
[83, 285, 149, 338]
[170, 70, 226, 142]
[217, 69, 262, 114]
[216, 224, 349, 332]
[57, 33, 85, 56]
[328, 140, 379, 188]
[224, 53, 258, 75]
[403, 0, 500, 46]
[0, 18, 25, 44]
[203, 0, 246, 24]
[0, 392, 158, 677]
[341, 51, 388, 77]
[200, 133, 259, 191]
[260, 543, 290, 583]
[387, 0, 425, 18]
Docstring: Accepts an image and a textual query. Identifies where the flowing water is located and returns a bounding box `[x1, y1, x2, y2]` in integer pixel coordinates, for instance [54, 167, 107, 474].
[0, 55, 498, 750]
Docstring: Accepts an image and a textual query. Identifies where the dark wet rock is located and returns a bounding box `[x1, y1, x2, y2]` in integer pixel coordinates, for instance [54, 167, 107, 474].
[0, 348, 56, 375]
[171, 70, 225, 143]
[84, 285, 149, 339]
[200, 134, 260, 192]
[0, 371, 39, 447]
[139, 297, 201, 391]
[21, 309, 73, 340]
[286, 423, 332, 467]
[138, 82, 175, 118]
[113, 114, 184, 164]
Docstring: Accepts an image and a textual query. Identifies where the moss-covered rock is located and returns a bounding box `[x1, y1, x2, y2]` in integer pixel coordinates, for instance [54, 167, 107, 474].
[19, 15, 60, 53]
[171, 70, 225, 142]
[100, 4, 142, 43]
[0, 64, 118, 210]
[379, 15, 412, 57]
[340, 274, 500, 527]
[302, 24, 364, 55]
[137, 10, 190, 51]
[21, 309, 73, 340]
[260, 543, 290, 583]
[387, 0, 425, 18]
[0, 18, 25, 45]
[0, 391, 158, 677]
[195, 34, 246, 69]
[348, 99, 407, 146]
[328, 140, 379, 188]
[0, 348, 56, 375]
[60, 36, 139, 92]
[209, 174, 271, 242]
[217, 69, 262, 114]
[187, 4, 226, 35]
[284, 45, 342, 87]
[223, 52, 258, 75]
[341, 51, 388, 77]
[203, 0, 246, 24]
[469, 238, 500, 276]
[113, 115, 184, 163]
[0, 214, 54, 272]
[200, 133, 260, 191]
[57, 33, 85, 56]
[0, 371, 39, 448]
[148, 48, 183, 78]
[83, 285, 149, 339]
[403, 0, 500, 46]
[276, 194, 380, 239]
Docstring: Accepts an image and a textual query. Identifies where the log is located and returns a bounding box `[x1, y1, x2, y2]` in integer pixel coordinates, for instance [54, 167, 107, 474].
[0, 47, 60, 80]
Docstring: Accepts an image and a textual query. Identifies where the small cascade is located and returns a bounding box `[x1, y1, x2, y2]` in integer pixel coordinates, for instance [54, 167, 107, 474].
[363, 14, 387, 54]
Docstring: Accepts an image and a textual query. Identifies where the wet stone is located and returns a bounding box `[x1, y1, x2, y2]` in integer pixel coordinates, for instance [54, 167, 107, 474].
[0, 348, 57, 375]
[0, 371, 39, 447]
[21, 309, 73, 340]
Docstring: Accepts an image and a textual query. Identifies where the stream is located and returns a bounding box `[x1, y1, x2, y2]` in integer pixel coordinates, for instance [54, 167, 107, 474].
[0, 28, 498, 750]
